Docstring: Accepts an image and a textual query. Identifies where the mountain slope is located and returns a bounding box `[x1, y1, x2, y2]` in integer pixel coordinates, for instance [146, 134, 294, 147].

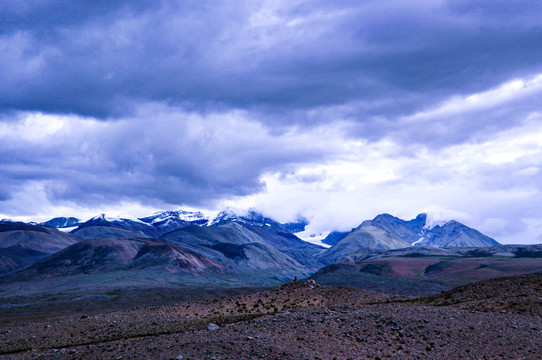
[318, 221, 411, 264]
[310, 244, 542, 296]
[72, 226, 151, 240]
[282, 218, 309, 233]
[424, 272, 542, 316]
[40, 217, 82, 230]
[210, 209, 325, 269]
[369, 213, 499, 248]
[162, 223, 310, 280]
[0, 223, 79, 274]
[322, 231, 349, 246]
[240, 223, 325, 270]
[72, 214, 158, 238]
[318, 213, 500, 265]
[413, 220, 499, 247]
[2, 237, 223, 281]
[0, 222, 77, 251]
[0, 247, 48, 275]
[371, 213, 427, 244]
[210, 209, 278, 227]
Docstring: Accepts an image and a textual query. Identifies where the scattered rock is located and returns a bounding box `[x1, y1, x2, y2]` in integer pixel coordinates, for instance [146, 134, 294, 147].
[207, 323, 219, 331]
[1, 278, 541, 359]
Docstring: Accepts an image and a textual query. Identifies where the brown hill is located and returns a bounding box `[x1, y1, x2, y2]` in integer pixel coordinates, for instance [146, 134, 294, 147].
[424, 272, 542, 316]
[0, 223, 79, 274]
[1, 237, 223, 281]
[310, 253, 542, 295]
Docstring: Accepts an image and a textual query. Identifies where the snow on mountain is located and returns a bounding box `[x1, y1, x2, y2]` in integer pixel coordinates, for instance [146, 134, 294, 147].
[90, 214, 150, 225]
[58, 226, 79, 233]
[73, 214, 159, 238]
[294, 230, 331, 248]
[318, 212, 500, 264]
[209, 208, 240, 225]
[396, 212, 453, 245]
[4, 209, 500, 252]
[413, 220, 500, 248]
[422, 213, 449, 231]
[138, 210, 209, 236]
[411, 237, 425, 246]
[410, 212, 470, 246]
[140, 210, 208, 224]
[40, 217, 82, 229]
[210, 208, 276, 227]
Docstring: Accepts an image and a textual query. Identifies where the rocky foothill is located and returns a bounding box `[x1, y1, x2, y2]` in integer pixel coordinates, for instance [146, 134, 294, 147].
[1, 277, 542, 360]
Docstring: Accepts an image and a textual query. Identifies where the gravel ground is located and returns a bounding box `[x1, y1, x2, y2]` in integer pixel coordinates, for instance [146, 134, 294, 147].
[1, 281, 541, 360]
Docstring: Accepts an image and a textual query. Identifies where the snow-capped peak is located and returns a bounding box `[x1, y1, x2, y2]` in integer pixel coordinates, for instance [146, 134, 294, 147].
[210, 208, 272, 227]
[89, 214, 106, 221]
[89, 214, 150, 225]
[144, 210, 207, 224]
[422, 213, 449, 230]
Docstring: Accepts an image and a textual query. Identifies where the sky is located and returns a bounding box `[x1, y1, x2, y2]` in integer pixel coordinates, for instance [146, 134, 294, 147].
[1, 0, 542, 244]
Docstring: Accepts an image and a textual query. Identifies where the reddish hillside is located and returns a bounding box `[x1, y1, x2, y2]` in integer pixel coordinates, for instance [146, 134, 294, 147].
[3, 237, 223, 281]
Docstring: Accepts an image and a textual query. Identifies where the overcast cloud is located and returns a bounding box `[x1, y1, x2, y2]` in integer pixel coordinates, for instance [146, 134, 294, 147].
[1, 0, 542, 244]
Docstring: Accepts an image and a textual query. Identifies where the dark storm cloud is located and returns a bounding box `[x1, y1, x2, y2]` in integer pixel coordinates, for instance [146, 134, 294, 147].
[0, 108, 336, 212]
[0, 1, 153, 32]
[346, 75, 542, 147]
[2, 0, 542, 122]
[2, 0, 542, 244]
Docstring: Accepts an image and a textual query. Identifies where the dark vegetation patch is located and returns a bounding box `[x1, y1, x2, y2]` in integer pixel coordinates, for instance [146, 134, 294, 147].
[359, 263, 388, 275]
[398, 253, 430, 258]
[514, 248, 542, 258]
[464, 249, 492, 257]
[311, 271, 449, 296]
[0, 286, 269, 323]
[208, 243, 248, 260]
[316, 263, 358, 275]
[424, 261, 448, 274]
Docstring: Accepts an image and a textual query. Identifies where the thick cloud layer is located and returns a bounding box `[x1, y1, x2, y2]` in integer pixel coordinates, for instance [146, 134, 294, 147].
[1, 1, 542, 244]
[0, 106, 343, 208]
[2, 0, 542, 119]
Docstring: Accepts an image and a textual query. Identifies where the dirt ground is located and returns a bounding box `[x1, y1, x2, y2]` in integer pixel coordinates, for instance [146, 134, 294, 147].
[1, 279, 541, 359]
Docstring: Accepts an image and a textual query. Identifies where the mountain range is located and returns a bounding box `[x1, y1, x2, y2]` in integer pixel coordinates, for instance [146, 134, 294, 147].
[317, 213, 499, 264]
[310, 244, 542, 295]
[2, 209, 538, 298]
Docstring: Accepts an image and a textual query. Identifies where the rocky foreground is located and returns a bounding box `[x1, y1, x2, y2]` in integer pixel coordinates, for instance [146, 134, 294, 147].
[1, 276, 542, 360]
